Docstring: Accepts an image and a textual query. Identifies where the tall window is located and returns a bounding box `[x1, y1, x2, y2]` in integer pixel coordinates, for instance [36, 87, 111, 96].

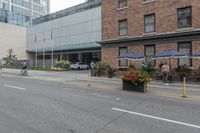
[144, 14, 155, 33]
[3, 3, 5, 9]
[145, 45, 155, 66]
[119, 19, 128, 36]
[119, 47, 127, 67]
[177, 7, 192, 29]
[178, 42, 191, 66]
[118, 0, 127, 8]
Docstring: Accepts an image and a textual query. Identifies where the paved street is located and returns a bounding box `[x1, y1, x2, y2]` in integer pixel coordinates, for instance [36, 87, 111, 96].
[2, 68, 200, 99]
[0, 73, 200, 133]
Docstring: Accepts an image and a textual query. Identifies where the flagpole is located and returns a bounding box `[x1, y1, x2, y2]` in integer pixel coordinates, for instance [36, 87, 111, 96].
[35, 35, 38, 67]
[43, 33, 45, 68]
[51, 31, 54, 69]
[36, 42, 37, 67]
[43, 47, 45, 68]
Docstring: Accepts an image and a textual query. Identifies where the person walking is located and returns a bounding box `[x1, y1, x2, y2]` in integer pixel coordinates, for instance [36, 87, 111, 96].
[141, 61, 147, 72]
[90, 61, 95, 76]
[162, 62, 170, 84]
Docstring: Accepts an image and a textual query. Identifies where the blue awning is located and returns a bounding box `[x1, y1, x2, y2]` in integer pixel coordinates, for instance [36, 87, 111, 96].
[118, 52, 145, 60]
[155, 50, 188, 59]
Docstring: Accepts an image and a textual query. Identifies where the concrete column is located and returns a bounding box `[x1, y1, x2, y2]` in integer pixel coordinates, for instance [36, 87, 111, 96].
[60, 53, 63, 61]
[47, 0, 50, 14]
[78, 53, 82, 62]
[8, 0, 12, 11]
[30, 0, 33, 26]
[66, 54, 69, 61]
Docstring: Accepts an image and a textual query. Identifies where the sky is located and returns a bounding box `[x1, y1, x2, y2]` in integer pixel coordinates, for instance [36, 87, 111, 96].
[50, 0, 86, 13]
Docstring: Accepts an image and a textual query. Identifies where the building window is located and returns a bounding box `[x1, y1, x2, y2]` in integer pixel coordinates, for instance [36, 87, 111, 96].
[118, 0, 127, 8]
[178, 42, 191, 66]
[145, 45, 155, 66]
[119, 47, 127, 67]
[177, 7, 192, 29]
[119, 19, 128, 36]
[144, 14, 155, 33]
[3, 3, 5, 9]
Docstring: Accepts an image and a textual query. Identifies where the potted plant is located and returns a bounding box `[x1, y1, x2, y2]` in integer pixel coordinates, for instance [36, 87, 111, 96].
[175, 64, 191, 81]
[121, 68, 151, 93]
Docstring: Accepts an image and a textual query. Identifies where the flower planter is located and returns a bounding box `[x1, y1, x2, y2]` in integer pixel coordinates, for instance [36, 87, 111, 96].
[122, 80, 147, 93]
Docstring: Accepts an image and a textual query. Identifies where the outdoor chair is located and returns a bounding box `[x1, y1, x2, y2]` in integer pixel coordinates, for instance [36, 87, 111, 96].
[170, 70, 178, 82]
[153, 68, 162, 80]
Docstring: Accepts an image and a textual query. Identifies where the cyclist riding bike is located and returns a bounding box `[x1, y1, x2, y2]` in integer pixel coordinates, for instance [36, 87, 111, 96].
[20, 60, 28, 76]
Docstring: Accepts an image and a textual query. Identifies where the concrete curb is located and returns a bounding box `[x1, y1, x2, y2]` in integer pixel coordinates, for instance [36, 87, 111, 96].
[148, 92, 200, 101]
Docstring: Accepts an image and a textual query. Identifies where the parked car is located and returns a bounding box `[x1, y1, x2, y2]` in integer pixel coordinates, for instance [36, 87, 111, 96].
[70, 62, 89, 70]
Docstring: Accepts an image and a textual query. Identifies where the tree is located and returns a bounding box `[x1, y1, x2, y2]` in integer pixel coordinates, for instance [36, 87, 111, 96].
[3, 49, 17, 66]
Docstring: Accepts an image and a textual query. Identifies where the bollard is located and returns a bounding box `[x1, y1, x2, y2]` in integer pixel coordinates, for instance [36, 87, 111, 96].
[182, 77, 187, 98]
[88, 71, 91, 86]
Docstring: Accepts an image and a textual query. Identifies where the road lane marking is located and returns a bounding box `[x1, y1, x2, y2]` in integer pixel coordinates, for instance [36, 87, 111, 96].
[112, 108, 200, 129]
[4, 84, 27, 91]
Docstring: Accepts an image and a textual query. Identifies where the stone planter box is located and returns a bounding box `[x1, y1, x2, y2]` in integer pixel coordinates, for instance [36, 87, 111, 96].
[122, 80, 147, 93]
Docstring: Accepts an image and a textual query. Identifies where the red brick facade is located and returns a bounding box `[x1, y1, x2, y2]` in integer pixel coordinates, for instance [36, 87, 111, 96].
[101, 0, 200, 69]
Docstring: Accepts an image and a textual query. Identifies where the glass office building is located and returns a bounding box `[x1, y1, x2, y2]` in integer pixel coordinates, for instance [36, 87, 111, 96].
[0, 0, 50, 26]
[27, 0, 101, 66]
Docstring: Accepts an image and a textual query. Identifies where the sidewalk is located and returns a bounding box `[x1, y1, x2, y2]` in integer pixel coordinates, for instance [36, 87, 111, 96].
[1, 68, 200, 100]
[2, 68, 88, 82]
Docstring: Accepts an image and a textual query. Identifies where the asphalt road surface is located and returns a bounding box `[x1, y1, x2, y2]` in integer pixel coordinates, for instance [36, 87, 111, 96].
[0, 75, 200, 133]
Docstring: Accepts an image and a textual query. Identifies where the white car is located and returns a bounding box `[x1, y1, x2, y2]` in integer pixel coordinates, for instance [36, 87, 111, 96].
[70, 62, 89, 70]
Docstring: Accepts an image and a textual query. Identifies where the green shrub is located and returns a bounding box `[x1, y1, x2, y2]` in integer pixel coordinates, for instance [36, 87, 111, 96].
[55, 60, 70, 70]
[29, 67, 51, 71]
[3, 65, 21, 69]
[3, 49, 17, 66]
[95, 61, 111, 69]
[93, 61, 117, 78]
[175, 64, 191, 81]
[129, 64, 136, 70]
[146, 61, 154, 76]
[106, 68, 117, 78]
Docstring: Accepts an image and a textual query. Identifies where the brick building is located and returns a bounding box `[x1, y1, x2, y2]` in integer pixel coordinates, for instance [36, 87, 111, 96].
[100, 0, 200, 69]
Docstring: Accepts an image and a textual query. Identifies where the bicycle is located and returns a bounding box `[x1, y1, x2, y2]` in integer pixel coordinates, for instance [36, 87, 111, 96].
[20, 68, 28, 76]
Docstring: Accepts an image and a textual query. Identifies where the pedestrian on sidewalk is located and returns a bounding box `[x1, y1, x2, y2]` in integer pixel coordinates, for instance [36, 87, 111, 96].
[141, 61, 147, 72]
[162, 62, 170, 84]
[90, 61, 95, 76]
